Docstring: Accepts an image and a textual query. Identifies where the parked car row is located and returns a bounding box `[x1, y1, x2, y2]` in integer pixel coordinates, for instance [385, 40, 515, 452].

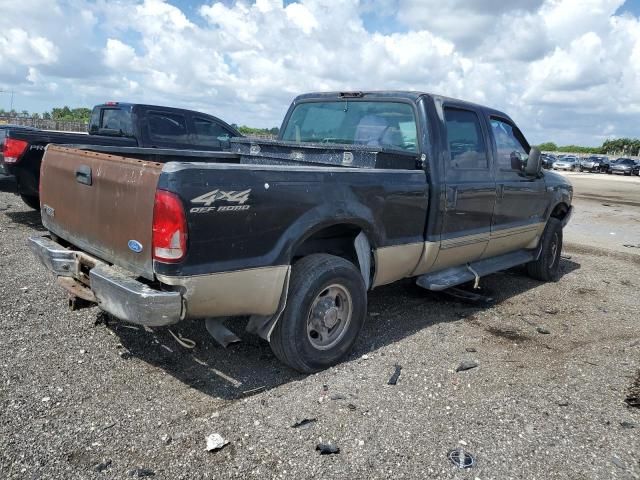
[543, 153, 640, 175]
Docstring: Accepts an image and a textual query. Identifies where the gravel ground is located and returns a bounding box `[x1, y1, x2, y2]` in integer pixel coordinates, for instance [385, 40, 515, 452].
[0, 178, 638, 480]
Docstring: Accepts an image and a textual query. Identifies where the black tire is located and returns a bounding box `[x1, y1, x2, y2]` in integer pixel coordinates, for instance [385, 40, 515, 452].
[526, 218, 563, 282]
[20, 194, 40, 210]
[269, 254, 367, 373]
[579, 167, 583, 172]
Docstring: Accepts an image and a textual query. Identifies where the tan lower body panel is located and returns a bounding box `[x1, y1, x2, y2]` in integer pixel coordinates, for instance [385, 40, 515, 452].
[372, 242, 423, 287]
[388, 222, 546, 280]
[157, 265, 290, 319]
[481, 222, 545, 259]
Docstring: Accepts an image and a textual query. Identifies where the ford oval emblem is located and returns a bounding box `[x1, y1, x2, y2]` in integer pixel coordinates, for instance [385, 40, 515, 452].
[128, 240, 143, 253]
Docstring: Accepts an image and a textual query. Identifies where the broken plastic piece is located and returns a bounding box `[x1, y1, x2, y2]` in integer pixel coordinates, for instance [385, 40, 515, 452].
[316, 442, 340, 455]
[292, 418, 317, 429]
[388, 365, 402, 385]
[456, 360, 478, 372]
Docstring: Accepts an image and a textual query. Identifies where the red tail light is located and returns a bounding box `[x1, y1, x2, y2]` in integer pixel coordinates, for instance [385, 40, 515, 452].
[152, 190, 187, 263]
[3, 138, 29, 164]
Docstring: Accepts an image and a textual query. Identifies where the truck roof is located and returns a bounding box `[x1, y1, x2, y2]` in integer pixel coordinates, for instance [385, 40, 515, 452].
[291, 91, 510, 118]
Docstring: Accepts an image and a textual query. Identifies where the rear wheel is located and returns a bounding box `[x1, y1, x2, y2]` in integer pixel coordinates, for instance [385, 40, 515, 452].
[20, 194, 40, 210]
[526, 218, 563, 282]
[269, 254, 367, 373]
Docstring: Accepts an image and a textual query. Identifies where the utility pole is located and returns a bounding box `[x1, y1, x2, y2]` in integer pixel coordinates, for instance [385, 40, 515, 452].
[0, 88, 15, 112]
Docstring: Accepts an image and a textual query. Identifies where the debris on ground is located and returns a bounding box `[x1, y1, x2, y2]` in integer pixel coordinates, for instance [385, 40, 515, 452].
[465, 347, 477, 353]
[611, 456, 625, 470]
[316, 442, 340, 455]
[625, 370, 640, 408]
[536, 326, 551, 334]
[620, 421, 636, 429]
[330, 394, 346, 400]
[161, 434, 172, 445]
[448, 448, 476, 469]
[388, 365, 402, 385]
[93, 459, 112, 472]
[443, 287, 495, 305]
[456, 360, 478, 372]
[205, 433, 229, 452]
[127, 467, 155, 477]
[623, 244, 640, 249]
[292, 418, 317, 429]
[543, 308, 559, 315]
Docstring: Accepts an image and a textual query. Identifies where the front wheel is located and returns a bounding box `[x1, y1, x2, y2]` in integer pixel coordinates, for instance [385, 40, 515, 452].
[269, 254, 367, 373]
[527, 218, 563, 282]
[20, 194, 40, 210]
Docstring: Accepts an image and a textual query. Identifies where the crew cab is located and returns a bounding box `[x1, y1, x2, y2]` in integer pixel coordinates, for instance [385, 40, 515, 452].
[29, 91, 573, 373]
[1, 103, 240, 209]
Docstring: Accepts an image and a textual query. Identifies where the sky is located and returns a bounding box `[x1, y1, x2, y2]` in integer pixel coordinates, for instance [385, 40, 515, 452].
[1, 0, 640, 146]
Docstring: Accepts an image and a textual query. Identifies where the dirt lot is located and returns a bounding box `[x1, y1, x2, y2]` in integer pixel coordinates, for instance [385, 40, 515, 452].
[0, 173, 638, 479]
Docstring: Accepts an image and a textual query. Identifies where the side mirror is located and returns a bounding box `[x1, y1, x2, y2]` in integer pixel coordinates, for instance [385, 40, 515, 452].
[525, 147, 542, 176]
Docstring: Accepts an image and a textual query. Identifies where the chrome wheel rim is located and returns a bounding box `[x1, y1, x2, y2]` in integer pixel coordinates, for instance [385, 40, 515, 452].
[306, 284, 353, 350]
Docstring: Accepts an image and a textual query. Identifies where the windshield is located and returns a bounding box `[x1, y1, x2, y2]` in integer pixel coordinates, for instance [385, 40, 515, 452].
[281, 101, 418, 152]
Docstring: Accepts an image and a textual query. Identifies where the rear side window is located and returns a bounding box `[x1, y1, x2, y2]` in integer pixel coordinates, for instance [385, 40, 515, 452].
[193, 117, 233, 147]
[444, 108, 488, 169]
[490, 118, 529, 171]
[148, 112, 188, 143]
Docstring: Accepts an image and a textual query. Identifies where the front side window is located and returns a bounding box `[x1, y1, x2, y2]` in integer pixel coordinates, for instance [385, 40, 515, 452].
[444, 108, 488, 169]
[281, 101, 418, 152]
[490, 118, 528, 171]
[148, 112, 188, 143]
[193, 117, 233, 147]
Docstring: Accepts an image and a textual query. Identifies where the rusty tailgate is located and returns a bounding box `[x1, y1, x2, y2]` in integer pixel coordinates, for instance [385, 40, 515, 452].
[40, 145, 162, 280]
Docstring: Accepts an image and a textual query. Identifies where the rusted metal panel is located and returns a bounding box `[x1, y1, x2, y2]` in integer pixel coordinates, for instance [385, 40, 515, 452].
[40, 145, 162, 279]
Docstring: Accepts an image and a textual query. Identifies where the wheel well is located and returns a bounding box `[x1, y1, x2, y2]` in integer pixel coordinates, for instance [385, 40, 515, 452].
[550, 203, 569, 221]
[292, 224, 363, 265]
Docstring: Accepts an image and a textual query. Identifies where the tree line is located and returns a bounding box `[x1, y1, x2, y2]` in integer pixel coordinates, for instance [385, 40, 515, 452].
[0, 107, 281, 135]
[0, 106, 92, 122]
[537, 138, 640, 156]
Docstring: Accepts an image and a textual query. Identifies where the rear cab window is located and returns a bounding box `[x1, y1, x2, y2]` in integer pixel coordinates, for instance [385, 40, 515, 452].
[281, 101, 418, 153]
[90, 107, 134, 136]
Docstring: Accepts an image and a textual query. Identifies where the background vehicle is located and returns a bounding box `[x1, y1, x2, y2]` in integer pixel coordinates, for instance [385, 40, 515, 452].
[541, 153, 557, 169]
[30, 91, 573, 373]
[579, 155, 606, 173]
[1, 103, 240, 209]
[0, 124, 38, 179]
[632, 161, 640, 176]
[553, 156, 578, 171]
[610, 158, 635, 175]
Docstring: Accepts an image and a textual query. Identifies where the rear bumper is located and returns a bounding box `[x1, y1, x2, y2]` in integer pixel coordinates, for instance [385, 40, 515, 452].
[28, 235, 183, 326]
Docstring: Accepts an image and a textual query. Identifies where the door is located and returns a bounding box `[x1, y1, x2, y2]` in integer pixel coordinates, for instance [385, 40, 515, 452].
[430, 106, 496, 271]
[483, 117, 547, 258]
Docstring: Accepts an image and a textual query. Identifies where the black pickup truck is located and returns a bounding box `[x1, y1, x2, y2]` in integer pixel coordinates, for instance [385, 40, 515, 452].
[29, 91, 573, 373]
[1, 103, 240, 209]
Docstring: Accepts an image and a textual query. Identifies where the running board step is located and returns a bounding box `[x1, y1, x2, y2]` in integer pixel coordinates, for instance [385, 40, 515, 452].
[416, 249, 536, 291]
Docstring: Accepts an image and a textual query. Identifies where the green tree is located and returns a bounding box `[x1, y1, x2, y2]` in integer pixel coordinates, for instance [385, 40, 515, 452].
[537, 142, 558, 151]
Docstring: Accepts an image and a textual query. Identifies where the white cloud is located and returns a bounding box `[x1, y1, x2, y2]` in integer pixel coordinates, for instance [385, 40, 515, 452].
[0, 0, 639, 145]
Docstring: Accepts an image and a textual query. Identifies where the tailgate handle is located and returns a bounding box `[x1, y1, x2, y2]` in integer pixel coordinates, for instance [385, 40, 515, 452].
[75, 165, 92, 186]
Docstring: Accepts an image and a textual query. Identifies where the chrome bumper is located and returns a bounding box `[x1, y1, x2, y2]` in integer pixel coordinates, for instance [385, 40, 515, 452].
[28, 235, 183, 326]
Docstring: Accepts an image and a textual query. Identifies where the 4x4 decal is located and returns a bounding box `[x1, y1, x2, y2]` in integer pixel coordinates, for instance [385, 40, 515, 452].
[190, 189, 252, 213]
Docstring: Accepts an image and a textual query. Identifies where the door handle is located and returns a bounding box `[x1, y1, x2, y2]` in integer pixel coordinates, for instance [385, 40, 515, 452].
[446, 186, 458, 210]
[75, 165, 92, 186]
